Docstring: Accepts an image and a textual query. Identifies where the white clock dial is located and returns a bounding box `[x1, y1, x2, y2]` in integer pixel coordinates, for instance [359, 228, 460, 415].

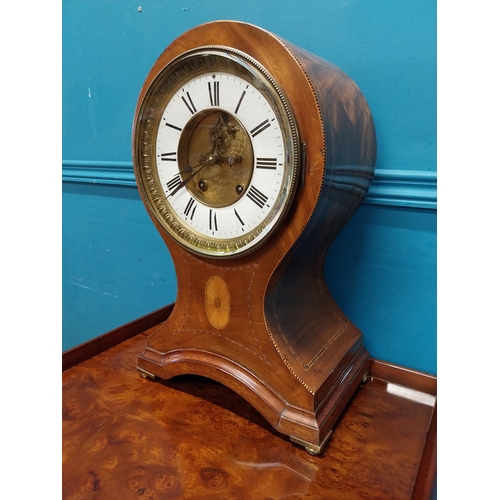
[135, 49, 299, 257]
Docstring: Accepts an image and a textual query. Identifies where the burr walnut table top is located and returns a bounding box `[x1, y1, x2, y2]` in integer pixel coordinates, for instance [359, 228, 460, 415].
[62, 310, 436, 500]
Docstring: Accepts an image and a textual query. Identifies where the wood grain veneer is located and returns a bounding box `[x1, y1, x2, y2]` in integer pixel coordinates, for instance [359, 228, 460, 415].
[62, 320, 436, 500]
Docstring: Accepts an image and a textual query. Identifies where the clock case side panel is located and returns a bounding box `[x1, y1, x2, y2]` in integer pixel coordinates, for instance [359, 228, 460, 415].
[264, 41, 377, 406]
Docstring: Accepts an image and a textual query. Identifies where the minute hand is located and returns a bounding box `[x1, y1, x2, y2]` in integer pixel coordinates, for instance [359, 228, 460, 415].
[168, 155, 218, 198]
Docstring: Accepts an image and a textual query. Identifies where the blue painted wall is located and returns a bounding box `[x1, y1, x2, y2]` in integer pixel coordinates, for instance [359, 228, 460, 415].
[62, 0, 436, 375]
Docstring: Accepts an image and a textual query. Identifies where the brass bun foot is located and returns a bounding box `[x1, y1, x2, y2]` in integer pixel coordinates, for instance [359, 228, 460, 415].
[290, 430, 333, 456]
[137, 366, 155, 380]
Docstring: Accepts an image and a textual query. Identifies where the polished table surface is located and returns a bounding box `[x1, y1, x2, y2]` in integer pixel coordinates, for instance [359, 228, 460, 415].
[62, 320, 436, 499]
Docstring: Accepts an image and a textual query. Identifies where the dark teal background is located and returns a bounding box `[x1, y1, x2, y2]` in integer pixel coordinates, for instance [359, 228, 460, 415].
[62, 0, 437, 375]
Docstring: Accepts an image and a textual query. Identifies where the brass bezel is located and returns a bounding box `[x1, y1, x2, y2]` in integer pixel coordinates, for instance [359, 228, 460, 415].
[133, 47, 299, 258]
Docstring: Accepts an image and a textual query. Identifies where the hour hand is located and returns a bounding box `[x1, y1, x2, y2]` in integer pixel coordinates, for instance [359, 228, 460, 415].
[175, 153, 214, 176]
[168, 155, 219, 197]
[176, 165, 194, 176]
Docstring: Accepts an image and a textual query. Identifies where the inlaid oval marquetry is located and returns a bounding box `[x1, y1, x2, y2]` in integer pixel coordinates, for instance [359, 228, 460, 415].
[205, 276, 231, 329]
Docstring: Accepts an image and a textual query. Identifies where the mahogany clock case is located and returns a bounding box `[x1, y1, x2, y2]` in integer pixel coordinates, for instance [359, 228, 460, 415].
[132, 21, 376, 453]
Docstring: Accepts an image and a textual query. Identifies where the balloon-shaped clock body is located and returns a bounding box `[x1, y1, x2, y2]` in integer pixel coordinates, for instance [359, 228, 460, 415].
[133, 21, 376, 454]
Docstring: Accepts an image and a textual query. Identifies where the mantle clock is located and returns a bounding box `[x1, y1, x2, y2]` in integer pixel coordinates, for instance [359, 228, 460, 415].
[132, 21, 376, 455]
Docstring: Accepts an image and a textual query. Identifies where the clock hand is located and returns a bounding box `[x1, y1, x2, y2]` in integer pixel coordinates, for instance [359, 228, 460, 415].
[176, 165, 194, 176]
[168, 154, 219, 197]
[168, 113, 243, 197]
[175, 150, 219, 176]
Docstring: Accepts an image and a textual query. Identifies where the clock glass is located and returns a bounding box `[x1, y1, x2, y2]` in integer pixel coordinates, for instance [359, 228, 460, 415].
[134, 48, 299, 257]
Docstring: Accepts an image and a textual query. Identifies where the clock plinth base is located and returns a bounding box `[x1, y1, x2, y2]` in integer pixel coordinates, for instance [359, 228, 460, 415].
[137, 338, 370, 453]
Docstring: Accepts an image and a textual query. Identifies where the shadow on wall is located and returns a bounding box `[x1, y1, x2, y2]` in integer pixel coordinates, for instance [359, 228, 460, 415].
[325, 204, 437, 375]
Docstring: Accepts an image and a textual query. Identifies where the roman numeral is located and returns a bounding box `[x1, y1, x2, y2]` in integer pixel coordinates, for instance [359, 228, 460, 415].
[250, 119, 271, 138]
[160, 152, 177, 161]
[209, 209, 218, 231]
[208, 81, 220, 107]
[181, 91, 197, 114]
[247, 185, 269, 209]
[256, 157, 277, 169]
[164, 121, 182, 131]
[234, 89, 247, 114]
[234, 208, 244, 227]
[166, 174, 182, 192]
[184, 198, 197, 220]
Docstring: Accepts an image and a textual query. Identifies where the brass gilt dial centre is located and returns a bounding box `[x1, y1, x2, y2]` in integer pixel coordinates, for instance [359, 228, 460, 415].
[178, 111, 254, 208]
